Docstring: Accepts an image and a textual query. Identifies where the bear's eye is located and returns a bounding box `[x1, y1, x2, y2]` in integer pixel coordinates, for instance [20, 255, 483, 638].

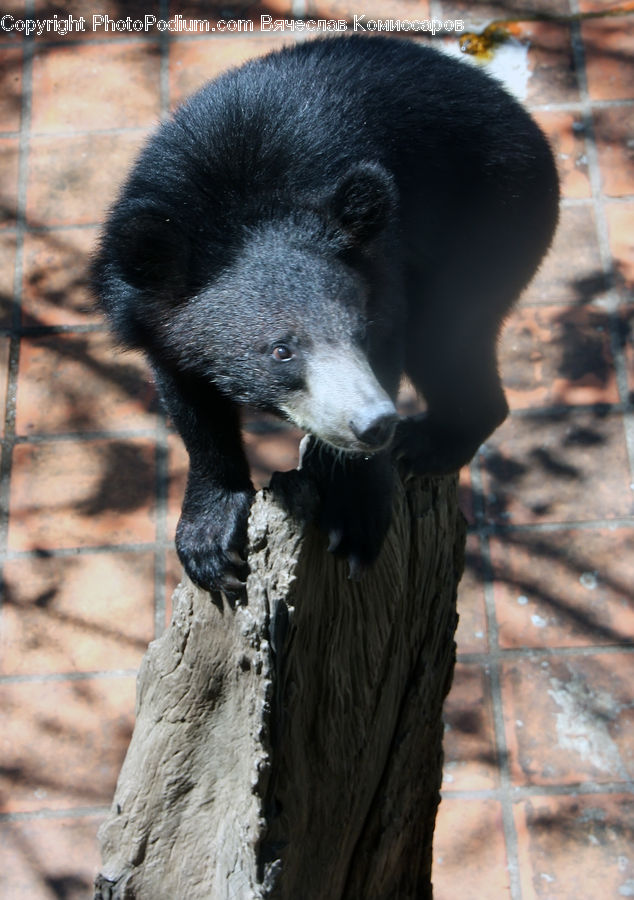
[272, 344, 294, 362]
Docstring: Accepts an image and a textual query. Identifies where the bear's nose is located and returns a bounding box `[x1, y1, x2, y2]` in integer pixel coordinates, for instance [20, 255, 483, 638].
[349, 409, 398, 449]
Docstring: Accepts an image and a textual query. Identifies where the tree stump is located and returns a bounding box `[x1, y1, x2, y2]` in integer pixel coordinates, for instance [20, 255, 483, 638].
[94, 467, 465, 899]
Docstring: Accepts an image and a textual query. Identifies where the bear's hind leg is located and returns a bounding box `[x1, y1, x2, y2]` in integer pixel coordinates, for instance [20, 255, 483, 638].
[395, 291, 510, 476]
[300, 437, 395, 579]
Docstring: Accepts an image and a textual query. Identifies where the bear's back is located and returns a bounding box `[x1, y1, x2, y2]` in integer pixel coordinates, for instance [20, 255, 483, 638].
[132, 36, 545, 203]
[105, 36, 557, 303]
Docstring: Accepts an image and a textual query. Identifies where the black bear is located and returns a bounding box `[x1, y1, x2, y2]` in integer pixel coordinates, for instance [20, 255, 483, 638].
[92, 36, 559, 595]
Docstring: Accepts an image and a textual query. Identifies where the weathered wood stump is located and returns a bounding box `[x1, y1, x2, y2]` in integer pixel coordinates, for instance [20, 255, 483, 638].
[94, 467, 465, 899]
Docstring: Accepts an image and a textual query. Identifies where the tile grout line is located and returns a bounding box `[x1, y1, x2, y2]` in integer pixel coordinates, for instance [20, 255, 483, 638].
[443, 780, 634, 802]
[3, 779, 633, 825]
[5, 110, 634, 144]
[0, 3, 35, 614]
[11, 429, 160, 444]
[0, 29, 293, 52]
[152, 0, 172, 638]
[3, 322, 109, 337]
[458, 643, 634, 665]
[0, 222, 114, 235]
[471, 515, 634, 534]
[467, 448, 521, 898]
[476, 482, 523, 900]
[2, 510, 632, 562]
[5, 541, 159, 560]
[0, 668, 138, 685]
[0, 805, 110, 824]
[568, 3, 634, 490]
[0, 102, 631, 142]
[15, 124, 152, 139]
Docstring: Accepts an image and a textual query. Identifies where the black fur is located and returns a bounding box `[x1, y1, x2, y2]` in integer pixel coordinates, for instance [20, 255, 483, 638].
[92, 36, 559, 594]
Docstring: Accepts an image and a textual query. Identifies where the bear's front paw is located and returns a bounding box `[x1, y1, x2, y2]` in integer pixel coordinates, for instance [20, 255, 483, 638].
[176, 488, 254, 597]
[393, 414, 479, 476]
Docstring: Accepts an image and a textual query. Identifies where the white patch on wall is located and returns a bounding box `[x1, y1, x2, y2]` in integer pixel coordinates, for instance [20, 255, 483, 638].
[440, 34, 531, 101]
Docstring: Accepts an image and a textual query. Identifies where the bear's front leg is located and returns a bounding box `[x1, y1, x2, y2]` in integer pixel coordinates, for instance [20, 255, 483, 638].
[155, 367, 255, 596]
[176, 473, 254, 596]
[300, 436, 395, 579]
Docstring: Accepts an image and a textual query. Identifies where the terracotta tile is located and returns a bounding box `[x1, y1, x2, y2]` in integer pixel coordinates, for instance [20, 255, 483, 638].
[8, 438, 156, 551]
[15, 332, 157, 435]
[502, 652, 634, 786]
[515, 21, 579, 106]
[582, 17, 634, 101]
[579, 0, 634, 9]
[0, 676, 135, 812]
[606, 200, 634, 290]
[593, 105, 634, 197]
[458, 464, 474, 525]
[500, 305, 618, 410]
[167, 431, 188, 537]
[438, 0, 569, 27]
[169, 35, 292, 107]
[0, 336, 10, 438]
[33, 0, 160, 41]
[0, 138, 19, 228]
[515, 794, 634, 899]
[309, 0, 430, 19]
[433, 797, 510, 899]
[0, 46, 21, 132]
[455, 533, 488, 654]
[21, 226, 101, 327]
[0, 230, 16, 327]
[26, 131, 146, 227]
[490, 528, 634, 648]
[243, 411, 302, 488]
[1, 551, 155, 675]
[0, 815, 103, 900]
[442, 662, 498, 790]
[31, 42, 161, 133]
[480, 410, 634, 525]
[438, 5, 505, 29]
[533, 111, 591, 200]
[165, 546, 182, 627]
[522, 204, 606, 306]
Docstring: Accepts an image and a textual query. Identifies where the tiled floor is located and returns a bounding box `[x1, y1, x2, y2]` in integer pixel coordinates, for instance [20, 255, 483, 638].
[0, 2, 632, 898]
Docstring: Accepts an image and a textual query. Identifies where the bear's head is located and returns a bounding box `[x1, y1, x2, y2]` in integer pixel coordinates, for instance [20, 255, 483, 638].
[98, 162, 400, 454]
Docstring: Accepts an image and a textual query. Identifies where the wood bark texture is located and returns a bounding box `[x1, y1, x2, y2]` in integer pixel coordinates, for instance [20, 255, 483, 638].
[94, 468, 465, 900]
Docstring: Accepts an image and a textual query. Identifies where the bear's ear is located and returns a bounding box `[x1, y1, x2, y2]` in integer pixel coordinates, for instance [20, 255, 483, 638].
[110, 201, 189, 293]
[328, 162, 397, 247]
